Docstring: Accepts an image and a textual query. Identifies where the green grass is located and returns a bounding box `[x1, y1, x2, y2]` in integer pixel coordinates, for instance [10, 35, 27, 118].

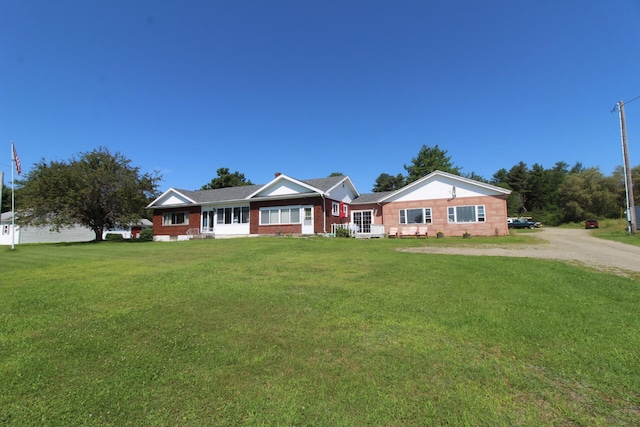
[2, 237, 640, 426]
[585, 218, 640, 247]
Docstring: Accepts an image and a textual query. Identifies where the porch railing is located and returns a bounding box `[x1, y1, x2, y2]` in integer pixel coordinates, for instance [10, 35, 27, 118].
[331, 223, 384, 238]
[186, 228, 202, 239]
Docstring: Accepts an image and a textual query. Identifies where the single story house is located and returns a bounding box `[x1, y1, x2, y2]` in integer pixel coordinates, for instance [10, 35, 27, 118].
[147, 170, 511, 240]
[148, 173, 359, 241]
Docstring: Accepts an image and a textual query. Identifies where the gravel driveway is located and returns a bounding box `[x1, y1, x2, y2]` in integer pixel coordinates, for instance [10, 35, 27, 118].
[401, 228, 640, 276]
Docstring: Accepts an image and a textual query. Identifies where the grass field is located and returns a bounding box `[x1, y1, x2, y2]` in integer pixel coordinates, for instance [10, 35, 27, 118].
[1, 235, 639, 426]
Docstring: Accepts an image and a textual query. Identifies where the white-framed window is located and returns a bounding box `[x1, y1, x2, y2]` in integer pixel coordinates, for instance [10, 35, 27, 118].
[163, 211, 189, 226]
[216, 206, 250, 225]
[259, 206, 301, 225]
[332, 202, 340, 216]
[399, 208, 432, 224]
[447, 205, 485, 223]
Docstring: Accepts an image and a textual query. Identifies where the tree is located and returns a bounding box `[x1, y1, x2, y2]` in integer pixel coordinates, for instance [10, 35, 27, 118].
[557, 167, 616, 222]
[502, 161, 533, 215]
[404, 144, 461, 184]
[463, 171, 488, 183]
[200, 167, 253, 190]
[1, 181, 9, 213]
[490, 168, 509, 186]
[372, 173, 405, 192]
[328, 172, 344, 177]
[15, 147, 161, 241]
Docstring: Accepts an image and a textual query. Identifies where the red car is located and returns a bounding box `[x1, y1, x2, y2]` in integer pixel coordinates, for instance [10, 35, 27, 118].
[585, 219, 599, 229]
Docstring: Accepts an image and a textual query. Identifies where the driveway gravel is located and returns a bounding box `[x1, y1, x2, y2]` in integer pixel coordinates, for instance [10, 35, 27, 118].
[401, 228, 640, 276]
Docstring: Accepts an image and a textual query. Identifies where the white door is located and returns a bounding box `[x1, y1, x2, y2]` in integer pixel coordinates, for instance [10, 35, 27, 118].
[202, 209, 215, 233]
[301, 206, 314, 234]
[353, 210, 373, 233]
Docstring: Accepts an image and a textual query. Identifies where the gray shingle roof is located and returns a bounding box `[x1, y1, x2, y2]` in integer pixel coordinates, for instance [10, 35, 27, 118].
[351, 191, 394, 204]
[299, 175, 346, 192]
[175, 184, 263, 204]
[172, 175, 348, 205]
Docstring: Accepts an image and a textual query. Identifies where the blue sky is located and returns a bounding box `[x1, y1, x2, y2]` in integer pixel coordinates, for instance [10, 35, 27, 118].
[2, 1, 640, 193]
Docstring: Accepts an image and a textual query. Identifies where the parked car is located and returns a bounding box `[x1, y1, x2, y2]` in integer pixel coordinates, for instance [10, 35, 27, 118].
[585, 219, 599, 229]
[508, 219, 537, 229]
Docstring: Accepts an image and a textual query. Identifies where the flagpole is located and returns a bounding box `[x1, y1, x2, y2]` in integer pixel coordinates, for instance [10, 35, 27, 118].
[11, 141, 15, 250]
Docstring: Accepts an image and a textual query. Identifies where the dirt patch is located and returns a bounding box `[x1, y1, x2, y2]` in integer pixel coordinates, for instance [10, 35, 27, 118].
[400, 228, 640, 277]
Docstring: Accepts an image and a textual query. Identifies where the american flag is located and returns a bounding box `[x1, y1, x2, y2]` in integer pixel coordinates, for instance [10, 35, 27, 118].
[12, 145, 21, 174]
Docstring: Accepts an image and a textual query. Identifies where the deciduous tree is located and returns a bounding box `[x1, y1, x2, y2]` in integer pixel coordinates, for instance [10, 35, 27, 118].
[16, 147, 161, 241]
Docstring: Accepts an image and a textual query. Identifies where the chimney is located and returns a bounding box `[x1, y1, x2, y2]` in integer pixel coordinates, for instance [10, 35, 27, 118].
[275, 172, 281, 177]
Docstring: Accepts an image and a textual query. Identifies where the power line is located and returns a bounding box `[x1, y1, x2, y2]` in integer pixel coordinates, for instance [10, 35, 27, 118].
[612, 95, 640, 113]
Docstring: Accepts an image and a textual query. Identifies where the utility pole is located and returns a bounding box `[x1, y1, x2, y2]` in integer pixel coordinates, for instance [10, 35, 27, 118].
[618, 100, 636, 234]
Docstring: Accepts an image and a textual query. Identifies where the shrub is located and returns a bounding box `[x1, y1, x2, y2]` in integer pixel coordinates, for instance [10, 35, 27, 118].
[139, 228, 154, 241]
[335, 227, 351, 238]
[105, 233, 125, 242]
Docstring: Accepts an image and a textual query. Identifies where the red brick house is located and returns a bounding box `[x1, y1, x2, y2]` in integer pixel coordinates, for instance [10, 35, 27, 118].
[147, 170, 511, 240]
[148, 173, 359, 241]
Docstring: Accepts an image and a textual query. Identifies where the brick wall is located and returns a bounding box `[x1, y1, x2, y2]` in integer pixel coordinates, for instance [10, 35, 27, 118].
[382, 195, 509, 236]
[152, 206, 201, 237]
[249, 196, 326, 235]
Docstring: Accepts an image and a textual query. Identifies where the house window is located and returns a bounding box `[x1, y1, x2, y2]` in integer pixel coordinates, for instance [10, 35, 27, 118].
[260, 207, 301, 225]
[216, 206, 250, 224]
[332, 202, 339, 216]
[447, 205, 486, 223]
[399, 208, 432, 224]
[163, 211, 188, 226]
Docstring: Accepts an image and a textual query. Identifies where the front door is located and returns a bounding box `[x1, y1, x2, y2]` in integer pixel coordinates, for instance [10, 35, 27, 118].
[202, 209, 215, 233]
[301, 206, 314, 234]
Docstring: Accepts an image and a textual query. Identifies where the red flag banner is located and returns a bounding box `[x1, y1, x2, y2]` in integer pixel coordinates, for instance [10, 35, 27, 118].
[13, 145, 21, 174]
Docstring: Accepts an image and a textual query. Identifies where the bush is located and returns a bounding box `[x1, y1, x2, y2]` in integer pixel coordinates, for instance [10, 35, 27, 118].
[335, 227, 351, 238]
[139, 228, 154, 241]
[105, 233, 125, 242]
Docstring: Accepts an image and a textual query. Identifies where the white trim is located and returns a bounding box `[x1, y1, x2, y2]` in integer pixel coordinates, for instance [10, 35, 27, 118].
[147, 188, 198, 208]
[324, 176, 361, 199]
[246, 174, 324, 199]
[378, 170, 511, 203]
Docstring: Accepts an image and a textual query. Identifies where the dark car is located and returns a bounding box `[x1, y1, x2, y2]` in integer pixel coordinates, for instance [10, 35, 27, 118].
[585, 219, 599, 229]
[508, 219, 537, 229]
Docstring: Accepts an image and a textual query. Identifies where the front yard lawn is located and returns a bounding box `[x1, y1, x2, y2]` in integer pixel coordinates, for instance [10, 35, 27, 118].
[1, 237, 639, 425]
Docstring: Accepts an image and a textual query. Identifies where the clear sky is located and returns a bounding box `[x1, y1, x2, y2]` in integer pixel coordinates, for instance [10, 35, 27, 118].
[2, 1, 640, 193]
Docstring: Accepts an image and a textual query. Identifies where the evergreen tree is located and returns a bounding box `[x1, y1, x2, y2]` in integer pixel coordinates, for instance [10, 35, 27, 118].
[200, 168, 253, 190]
[404, 144, 461, 184]
[372, 173, 405, 192]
